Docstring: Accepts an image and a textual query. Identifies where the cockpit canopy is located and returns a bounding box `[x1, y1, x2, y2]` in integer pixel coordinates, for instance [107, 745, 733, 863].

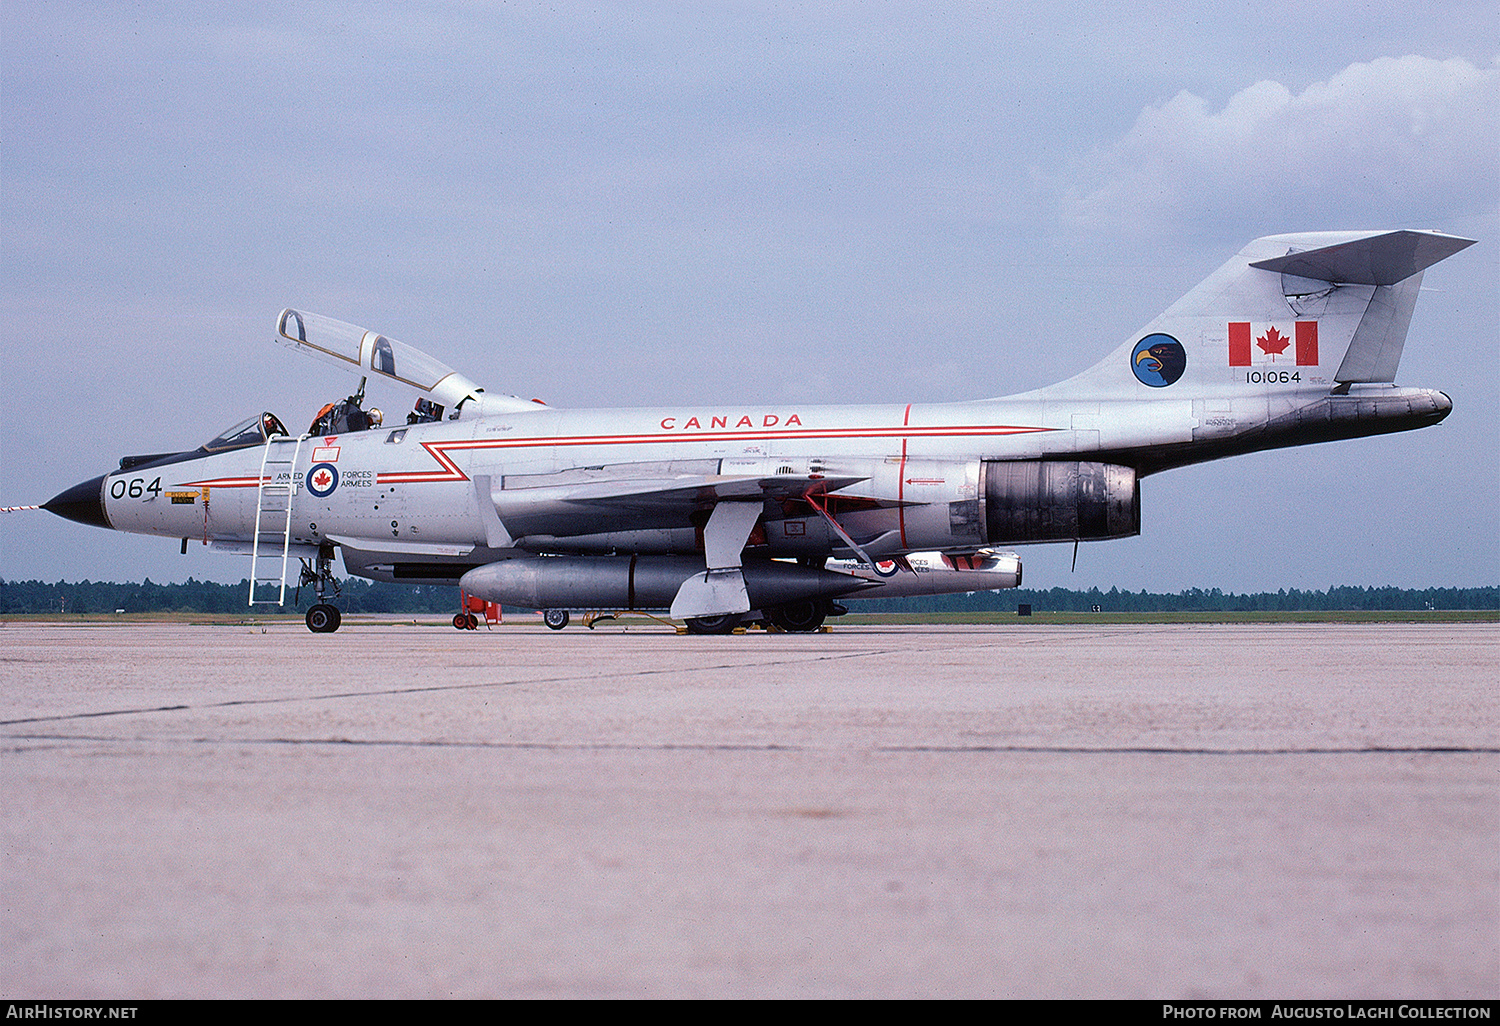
[277, 309, 484, 410]
[200, 412, 289, 453]
[275, 309, 542, 416]
[119, 411, 291, 471]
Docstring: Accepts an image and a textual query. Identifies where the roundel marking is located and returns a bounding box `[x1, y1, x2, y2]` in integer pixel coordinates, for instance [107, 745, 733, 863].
[1131, 333, 1187, 387]
[306, 463, 339, 498]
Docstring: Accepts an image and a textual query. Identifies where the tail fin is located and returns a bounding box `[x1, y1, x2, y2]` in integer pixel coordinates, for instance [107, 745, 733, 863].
[1249, 230, 1475, 383]
[1038, 229, 1475, 399]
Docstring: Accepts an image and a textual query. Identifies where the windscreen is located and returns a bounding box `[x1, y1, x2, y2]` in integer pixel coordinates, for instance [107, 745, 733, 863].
[201, 412, 288, 453]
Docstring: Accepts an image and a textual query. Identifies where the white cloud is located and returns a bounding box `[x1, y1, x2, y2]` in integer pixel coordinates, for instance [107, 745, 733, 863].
[1064, 55, 1500, 238]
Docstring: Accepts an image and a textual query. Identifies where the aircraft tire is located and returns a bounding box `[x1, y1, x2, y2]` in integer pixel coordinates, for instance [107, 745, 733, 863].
[766, 599, 827, 633]
[452, 613, 469, 630]
[684, 614, 739, 635]
[543, 609, 570, 630]
[306, 603, 341, 633]
[465, 613, 479, 630]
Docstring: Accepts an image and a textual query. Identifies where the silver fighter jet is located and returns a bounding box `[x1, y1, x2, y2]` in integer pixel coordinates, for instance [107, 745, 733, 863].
[44, 229, 1475, 632]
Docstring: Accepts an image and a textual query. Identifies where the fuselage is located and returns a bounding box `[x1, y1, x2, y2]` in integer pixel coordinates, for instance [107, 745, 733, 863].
[73, 383, 1449, 584]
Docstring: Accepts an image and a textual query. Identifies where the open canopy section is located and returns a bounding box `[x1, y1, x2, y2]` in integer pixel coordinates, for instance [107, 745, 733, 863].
[277, 309, 486, 410]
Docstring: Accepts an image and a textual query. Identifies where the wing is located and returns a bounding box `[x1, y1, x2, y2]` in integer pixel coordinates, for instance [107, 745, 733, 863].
[491, 459, 868, 540]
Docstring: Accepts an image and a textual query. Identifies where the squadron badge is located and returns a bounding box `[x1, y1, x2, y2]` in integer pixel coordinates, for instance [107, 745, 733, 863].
[1131, 333, 1187, 387]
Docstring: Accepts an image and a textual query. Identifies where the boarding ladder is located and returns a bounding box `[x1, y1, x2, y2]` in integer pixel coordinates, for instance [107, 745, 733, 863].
[248, 434, 309, 606]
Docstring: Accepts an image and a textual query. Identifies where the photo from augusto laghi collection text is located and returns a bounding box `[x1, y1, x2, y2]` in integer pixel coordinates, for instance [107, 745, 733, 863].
[1163, 1006, 1493, 1020]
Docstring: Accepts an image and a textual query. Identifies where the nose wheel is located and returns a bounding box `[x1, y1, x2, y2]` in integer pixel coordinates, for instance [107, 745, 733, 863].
[298, 544, 343, 633]
[305, 603, 341, 633]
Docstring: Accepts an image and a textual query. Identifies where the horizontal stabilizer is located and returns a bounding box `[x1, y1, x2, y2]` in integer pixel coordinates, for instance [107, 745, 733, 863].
[1249, 230, 1475, 285]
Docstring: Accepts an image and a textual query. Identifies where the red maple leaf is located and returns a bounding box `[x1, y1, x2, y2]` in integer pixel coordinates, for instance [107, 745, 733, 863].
[1257, 326, 1291, 359]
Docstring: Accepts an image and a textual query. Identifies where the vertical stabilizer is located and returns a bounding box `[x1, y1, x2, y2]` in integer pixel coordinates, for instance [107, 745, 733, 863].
[1030, 229, 1474, 401]
[1333, 275, 1423, 383]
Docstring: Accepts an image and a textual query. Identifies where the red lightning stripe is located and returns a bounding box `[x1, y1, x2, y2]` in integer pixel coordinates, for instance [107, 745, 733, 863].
[376, 421, 1052, 485]
[176, 422, 1052, 488]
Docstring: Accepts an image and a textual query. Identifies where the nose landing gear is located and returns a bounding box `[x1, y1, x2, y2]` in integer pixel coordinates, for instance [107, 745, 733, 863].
[305, 603, 342, 633]
[298, 544, 343, 633]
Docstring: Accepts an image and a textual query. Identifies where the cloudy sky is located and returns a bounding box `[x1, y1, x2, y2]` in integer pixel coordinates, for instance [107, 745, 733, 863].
[2, 1, 1496, 594]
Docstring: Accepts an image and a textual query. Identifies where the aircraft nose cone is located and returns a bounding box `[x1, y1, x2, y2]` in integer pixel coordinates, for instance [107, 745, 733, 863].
[42, 474, 111, 529]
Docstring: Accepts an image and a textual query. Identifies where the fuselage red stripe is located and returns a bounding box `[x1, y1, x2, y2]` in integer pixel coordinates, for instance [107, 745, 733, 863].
[376, 422, 1052, 484]
[178, 477, 265, 488]
[176, 422, 1052, 487]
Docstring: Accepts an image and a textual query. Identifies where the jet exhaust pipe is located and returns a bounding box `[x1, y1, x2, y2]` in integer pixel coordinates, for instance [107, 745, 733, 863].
[982, 461, 1139, 544]
[460, 554, 878, 612]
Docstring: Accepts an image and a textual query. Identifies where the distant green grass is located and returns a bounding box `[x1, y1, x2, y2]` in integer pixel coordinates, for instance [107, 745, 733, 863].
[4, 609, 1495, 626]
[836, 609, 1498, 625]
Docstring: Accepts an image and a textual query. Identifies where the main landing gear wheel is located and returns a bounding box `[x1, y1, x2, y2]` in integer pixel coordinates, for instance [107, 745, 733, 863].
[306, 603, 342, 633]
[452, 612, 479, 630]
[684, 614, 739, 635]
[543, 609, 570, 630]
[767, 599, 827, 633]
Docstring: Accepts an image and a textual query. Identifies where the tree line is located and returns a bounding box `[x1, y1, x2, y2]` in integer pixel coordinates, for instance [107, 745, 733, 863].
[0, 578, 457, 615]
[854, 584, 1499, 614]
[2, 577, 1495, 615]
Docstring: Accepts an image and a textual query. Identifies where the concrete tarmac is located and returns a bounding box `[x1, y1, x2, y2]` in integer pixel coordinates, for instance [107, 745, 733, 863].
[2, 620, 1495, 999]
